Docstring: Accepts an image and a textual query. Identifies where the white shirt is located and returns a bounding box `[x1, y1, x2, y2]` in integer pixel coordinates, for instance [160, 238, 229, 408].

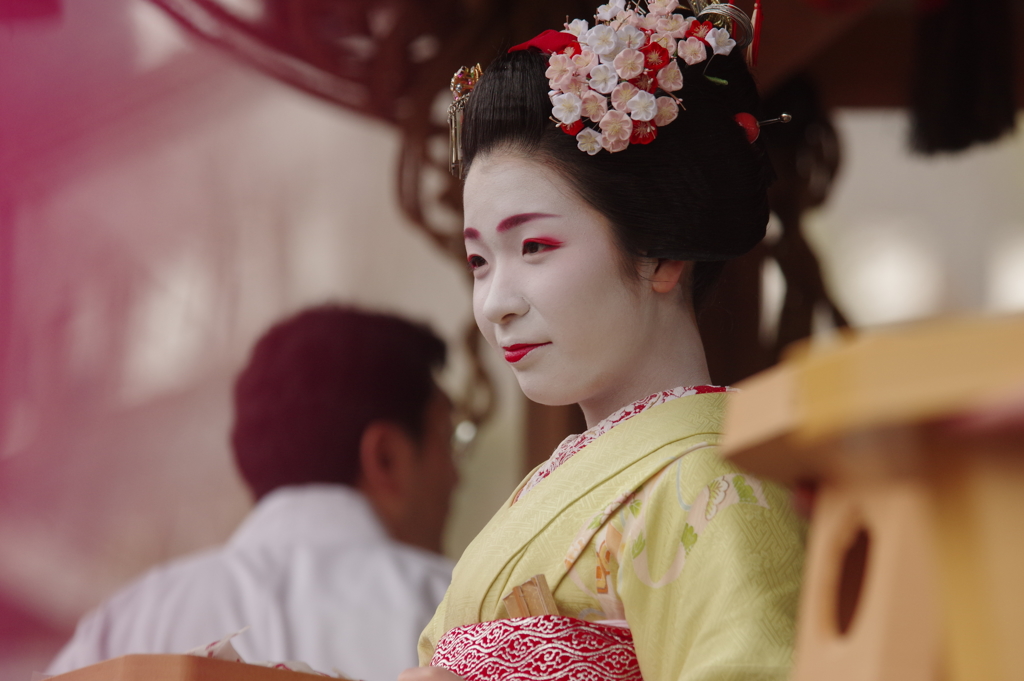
[47, 484, 453, 681]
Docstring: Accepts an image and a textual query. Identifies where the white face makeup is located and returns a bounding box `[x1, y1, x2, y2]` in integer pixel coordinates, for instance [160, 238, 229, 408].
[463, 152, 705, 425]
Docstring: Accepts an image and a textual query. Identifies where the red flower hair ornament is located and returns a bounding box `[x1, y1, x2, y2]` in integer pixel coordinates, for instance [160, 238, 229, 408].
[509, 29, 582, 56]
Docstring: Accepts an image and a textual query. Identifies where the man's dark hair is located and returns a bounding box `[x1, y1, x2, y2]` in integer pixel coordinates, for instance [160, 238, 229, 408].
[231, 305, 447, 500]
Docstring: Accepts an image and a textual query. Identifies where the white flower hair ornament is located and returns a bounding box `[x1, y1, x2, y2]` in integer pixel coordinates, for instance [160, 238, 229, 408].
[446, 1, 782, 173]
[505, 0, 757, 155]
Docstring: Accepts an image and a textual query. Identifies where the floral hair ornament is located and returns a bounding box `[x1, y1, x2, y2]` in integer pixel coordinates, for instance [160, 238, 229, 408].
[448, 64, 483, 179]
[517, 0, 755, 155]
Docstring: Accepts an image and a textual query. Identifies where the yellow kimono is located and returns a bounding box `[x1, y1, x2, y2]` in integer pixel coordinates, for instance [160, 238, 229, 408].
[420, 392, 805, 681]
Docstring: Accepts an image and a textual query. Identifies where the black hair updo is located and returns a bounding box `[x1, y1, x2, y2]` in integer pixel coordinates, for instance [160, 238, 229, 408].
[461, 40, 771, 308]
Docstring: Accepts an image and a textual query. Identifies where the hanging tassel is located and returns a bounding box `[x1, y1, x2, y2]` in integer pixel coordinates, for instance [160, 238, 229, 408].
[910, 0, 1017, 153]
[747, 0, 762, 67]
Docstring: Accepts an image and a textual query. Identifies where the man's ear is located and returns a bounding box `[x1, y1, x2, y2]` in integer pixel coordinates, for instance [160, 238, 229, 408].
[650, 259, 688, 294]
[358, 421, 415, 498]
[359, 421, 423, 546]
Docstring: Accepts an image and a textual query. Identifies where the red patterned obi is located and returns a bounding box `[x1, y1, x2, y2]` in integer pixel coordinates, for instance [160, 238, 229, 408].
[430, 615, 642, 681]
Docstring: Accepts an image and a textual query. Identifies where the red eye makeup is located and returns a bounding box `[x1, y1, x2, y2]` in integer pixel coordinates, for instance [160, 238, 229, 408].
[524, 237, 564, 248]
[524, 238, 565, 258]
[522, 237, 564, 256]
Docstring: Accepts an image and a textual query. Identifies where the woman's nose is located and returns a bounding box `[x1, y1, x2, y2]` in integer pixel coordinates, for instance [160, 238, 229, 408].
[480, 268, 529, 324]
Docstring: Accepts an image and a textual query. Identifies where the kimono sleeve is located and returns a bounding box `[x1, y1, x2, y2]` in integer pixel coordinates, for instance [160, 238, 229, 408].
[417, 587, 449, 665]
[616, 448, 805, 681]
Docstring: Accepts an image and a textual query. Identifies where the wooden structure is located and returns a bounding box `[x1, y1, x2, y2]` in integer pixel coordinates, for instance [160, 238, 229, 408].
[722, 314, 1024, 681]
[50, 655, 346, 681]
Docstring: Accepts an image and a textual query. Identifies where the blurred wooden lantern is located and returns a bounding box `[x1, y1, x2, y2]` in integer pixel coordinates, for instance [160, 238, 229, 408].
[722, 314, 1024, 681]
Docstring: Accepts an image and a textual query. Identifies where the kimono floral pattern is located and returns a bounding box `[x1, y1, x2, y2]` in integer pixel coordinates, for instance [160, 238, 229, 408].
[565, 466, 773, 622]
[517, 386, 786, 627]
[545, 418, 802, 681]
[420, 392, 805, 681]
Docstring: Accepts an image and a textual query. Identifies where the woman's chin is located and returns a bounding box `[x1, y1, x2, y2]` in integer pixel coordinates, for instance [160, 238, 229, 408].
[514, 374, 581, 408]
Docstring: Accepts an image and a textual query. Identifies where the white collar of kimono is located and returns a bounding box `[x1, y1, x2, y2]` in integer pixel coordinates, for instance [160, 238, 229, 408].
[516, 385, 733, 501]
[229, 483, 387, 548]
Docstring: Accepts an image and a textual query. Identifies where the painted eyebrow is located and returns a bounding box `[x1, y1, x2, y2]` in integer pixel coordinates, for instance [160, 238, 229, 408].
[497, 213, 558, 233]
[463, 213, 559, 240]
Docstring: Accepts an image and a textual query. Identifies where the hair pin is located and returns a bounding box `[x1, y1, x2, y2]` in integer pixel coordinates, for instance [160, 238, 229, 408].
[735, 112, 792, 143]
[448, 64, 483, 179]
[759, 113, 793, 127]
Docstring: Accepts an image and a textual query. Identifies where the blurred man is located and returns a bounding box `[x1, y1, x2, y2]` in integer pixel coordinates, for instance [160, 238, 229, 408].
[48, 306, 459, 681]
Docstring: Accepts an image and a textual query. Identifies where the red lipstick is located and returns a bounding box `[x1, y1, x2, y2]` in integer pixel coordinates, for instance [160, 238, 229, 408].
[502, 343, 550, 363]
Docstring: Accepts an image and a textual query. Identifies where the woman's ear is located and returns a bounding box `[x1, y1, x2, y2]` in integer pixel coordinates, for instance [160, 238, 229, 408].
[650, 259, 688, 293]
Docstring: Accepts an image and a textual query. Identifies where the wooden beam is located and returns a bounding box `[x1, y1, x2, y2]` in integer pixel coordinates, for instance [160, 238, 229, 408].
[751, 0, 882, 91]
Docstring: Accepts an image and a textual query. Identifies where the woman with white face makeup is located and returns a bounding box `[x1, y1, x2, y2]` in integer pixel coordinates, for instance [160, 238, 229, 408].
[403, 4, 805, 681]
[463, 156, 710, 424]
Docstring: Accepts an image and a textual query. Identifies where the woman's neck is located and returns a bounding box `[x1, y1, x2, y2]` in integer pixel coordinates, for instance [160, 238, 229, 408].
[576, 300, 710, 429]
